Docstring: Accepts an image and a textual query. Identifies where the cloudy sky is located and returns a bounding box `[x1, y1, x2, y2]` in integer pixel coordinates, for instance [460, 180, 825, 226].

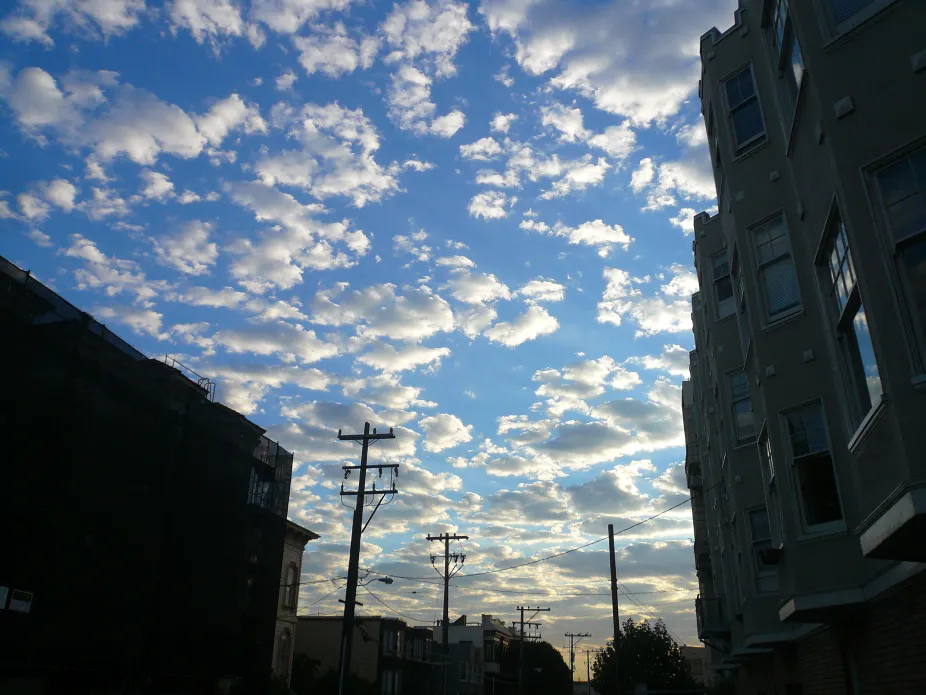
[0, 0, 735, 667]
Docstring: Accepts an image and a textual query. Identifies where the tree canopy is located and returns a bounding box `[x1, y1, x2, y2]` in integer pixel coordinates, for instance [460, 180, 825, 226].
[500, 639, 573, 695]
[591, 618, 698, 694]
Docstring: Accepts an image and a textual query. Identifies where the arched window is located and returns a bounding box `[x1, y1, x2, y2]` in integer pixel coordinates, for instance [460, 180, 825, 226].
[283, 563, 298, 608]
[277, 628, 291, 675]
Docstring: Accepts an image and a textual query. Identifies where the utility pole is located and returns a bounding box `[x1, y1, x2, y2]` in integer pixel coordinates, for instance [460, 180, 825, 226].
[586, 649, 592, 694]
[608, 524, 621, 694]
[336, 423, 397, 695]
[565, 633, 591, 681]
[427, 531, 469, 695]
[517, 606, 549, 695]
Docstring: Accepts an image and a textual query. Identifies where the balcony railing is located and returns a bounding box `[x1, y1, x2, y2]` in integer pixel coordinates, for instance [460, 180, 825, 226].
[696, 595, 729, 640]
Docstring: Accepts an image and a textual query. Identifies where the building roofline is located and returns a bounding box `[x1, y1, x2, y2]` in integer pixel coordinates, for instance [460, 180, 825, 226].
[287, 519, 320, 543]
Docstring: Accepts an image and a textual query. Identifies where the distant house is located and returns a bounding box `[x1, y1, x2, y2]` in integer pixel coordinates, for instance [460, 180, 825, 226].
[273, 521, 319, 685]
[680, 645, 715, 686]
[435, 614, 518, 695]
[294, 615, 433, 694]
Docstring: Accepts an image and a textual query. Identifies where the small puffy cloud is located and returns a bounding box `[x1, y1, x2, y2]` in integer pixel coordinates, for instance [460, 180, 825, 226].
[596, 266, 692, 337]
[381, 0, 474, 77]
[213, 321, 339, 363]
[18, 192, 50, 221]
[660, 263, 699, 297]
[588, 122, 636, 160]
[393, 229, 431, 263]
[275, 69, 298, 91]
[168, 0, 246, 45]
[490, 112, 517, 133]
[484, 305, 559, 347]
[94, 304, 169, 340]
[357, 344, 451, 372]
[418, 413, 473, 452]
[626, 345, 691, 379]
[386, 64, 465, 138]
[1, 0, 144, 46]
[293, 24, 378, 78]
[442, 269, 511, 305]
[630, 157, 655, 193]
[430, 109, 465, 138]
[541, 103, 587, 142]
[468, 191, 516, 220]
[26, 229, 53, 247]
[195, 93, 266, 147]
[454, 304, 498, 339]
[139, 170, 175, 201]
[539, 155, 609, 200]
[435, 255, 474, 268]
[40, 179, 78, 211]
[341, 373, 435, 410]
[249, 0, 359, 34]
[518, 278, 565, 304]
[151, 220, 219, 275]
[460, 137, 502, 161]
[534, 218, 632, 257]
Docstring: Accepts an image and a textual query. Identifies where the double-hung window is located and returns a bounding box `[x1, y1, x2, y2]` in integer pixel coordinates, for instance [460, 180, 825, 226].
[712, 252, 735, 319]
[723, 66, 766, 154]
[729, 371, 755, 445]
[748, 507, 778, 593]
[753, 215, 801, 321]
[873, 148, 926, 368]
[784, 402, 844, 533]
[767, 0, 805, 127]
[821, 208, 884, 431]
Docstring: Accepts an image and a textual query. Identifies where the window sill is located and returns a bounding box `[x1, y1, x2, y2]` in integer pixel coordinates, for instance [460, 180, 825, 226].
[716, 312, 737, 325]
[912, 374, 926, 391]
[847, 393, 889, 453]
[732, 138, 770, 166]
[760, 309, 805, 335]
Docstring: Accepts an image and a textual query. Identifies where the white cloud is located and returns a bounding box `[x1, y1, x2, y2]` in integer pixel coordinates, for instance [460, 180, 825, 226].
[293, 24, 378, 78]
[490, 112, 517, 134]
[454, 304, 498, 339]
[275, 69, 298, 91]
[419, 413, 473, 452]
[587, 122, 636, 160]
[393, 229, 431, 263]
[468, 191, 515, 220]
[460, 137, 502, 161]
[26, 229, 53, 246]
[539, 155, 609, 199]
[169, 286, 248, 308]
[95, 304, 169, 339]
[250, 0, 358, 34]
[82, 187, 130, 220]
[442, 269, 511, 305]
[596, 266, 693, 337]
[530, 355, 641, 416]
[522, 218, 633, 258]
[311, 282, 456, 342]
[626, 345, 691, 379]
[195, 93, 266, 147]
[429, 109, 465, 138]
[518, 278, 565, 304]
[151, 220, 219, 275]
[1, 0, 144, 46]
[541, 103, 587, 142]
[213, 321, 339, 363]
[660, 263, 699, 297]
[168, 0, 245, 46]
[341, 373, 435, 410]
[256, 102, 399, 207]
[484, 305, 559, 347]
[435, 255, 474, 268]
[381, 0, 474, 78]
[139, 170, 175, 201]
[18, 192, 50, 221]
[480, 0, 736, 125]
[630, 157, 655, 193]
[357, 344, 451, 372]
[40, 179, 78, 211]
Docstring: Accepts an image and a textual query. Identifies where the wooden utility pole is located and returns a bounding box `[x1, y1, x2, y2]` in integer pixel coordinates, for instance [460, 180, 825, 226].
[336, 423, 397, 695]
[565, 632, 591, 680]
[427, 532, 469, 695]
[517, 606, 549, 695]
[608, 523, 621, 693]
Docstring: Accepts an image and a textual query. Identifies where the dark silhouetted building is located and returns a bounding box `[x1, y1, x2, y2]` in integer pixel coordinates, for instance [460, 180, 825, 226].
[0, 256, 294, 693]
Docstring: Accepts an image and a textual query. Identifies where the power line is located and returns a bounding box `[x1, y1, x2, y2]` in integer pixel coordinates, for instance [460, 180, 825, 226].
[361, 584, 421, 623]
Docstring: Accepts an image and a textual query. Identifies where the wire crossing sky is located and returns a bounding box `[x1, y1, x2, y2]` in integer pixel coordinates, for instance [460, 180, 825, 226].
[0, 0, 737, 648]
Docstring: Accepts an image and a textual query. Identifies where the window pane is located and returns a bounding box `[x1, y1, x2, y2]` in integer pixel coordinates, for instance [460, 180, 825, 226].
[791, 38, 805, 88]
[786, 406, 828, 457]
[763, 256, 801, 316]
[732, 100, 765, 148]
[899, 236, 926, 340]
[730, 371, 749, 398]
[851, 303, 883, 409]
[829, 0, 876, 24]
[796, 452, 843, 526]
[877, 158, 916, 205]
[749, 509, 772, 541]
[734, 400, 755, 442]
[713, 254, 730, 278]
[886, 194, 926, 243]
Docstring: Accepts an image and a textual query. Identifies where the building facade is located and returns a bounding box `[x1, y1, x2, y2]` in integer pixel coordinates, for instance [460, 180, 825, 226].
[685, 1, 926, 693]
[0, 256, 295, 694]
[435, 614, 517, 695]
[294, 615, 433, 694]
[273, 520, 319, 686]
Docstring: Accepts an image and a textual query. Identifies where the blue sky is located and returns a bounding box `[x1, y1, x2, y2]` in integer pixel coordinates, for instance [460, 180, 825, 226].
[0, 0, 735, 657]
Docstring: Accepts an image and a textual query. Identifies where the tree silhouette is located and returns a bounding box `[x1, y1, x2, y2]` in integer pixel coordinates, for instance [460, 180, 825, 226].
[500, 639, 573, 695]
[591, 618, 697, 694]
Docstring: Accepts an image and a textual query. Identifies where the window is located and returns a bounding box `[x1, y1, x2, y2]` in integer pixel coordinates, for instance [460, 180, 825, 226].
[283, 563, 298, 608]
[748, 507, 779, 593]
[381, 669, 401, 695]
[277, 629, 291, 675]
[766, 0, 805, 128]
[723, 66, 766, 154]
[712, 252, 735, 319]
[827, 0, 877, 24]
[874, 148, 926, 365]
[784, 403, 844, 533]
[753, 215, 801, 321]
[822, 209, 884, 431]
[383, 630, 397, 655]
[729, 371, 755, 445]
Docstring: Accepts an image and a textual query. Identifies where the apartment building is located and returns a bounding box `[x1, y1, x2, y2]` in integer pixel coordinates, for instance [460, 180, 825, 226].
[684, 1, 926, 693]
[435, 614, 518, 694]
[273, 520, 319, 685]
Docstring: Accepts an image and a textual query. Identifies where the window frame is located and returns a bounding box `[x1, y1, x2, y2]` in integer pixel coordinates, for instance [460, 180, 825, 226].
[721, 64, 768, 157]
[868, 144, 926, 376]
[727, 369, 756, 447]
[747, 505, 779, 594]
[283, 563, 298, 608]
[781, 400, 846, 537]
[749, 212, 803, 325]
[815, 200, 886, 437]
[814, 0, 902, 45]
[712, 251, 736, 320]
[764, 0, 806, 141]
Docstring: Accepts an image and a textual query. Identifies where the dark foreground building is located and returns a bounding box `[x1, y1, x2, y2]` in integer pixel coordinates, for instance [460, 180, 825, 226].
[0, 256, 293, 694]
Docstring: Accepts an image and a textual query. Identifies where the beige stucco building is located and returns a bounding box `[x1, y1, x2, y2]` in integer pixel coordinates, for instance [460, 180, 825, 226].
[684, 0, 926, 692]
[272, 520, 318, 685]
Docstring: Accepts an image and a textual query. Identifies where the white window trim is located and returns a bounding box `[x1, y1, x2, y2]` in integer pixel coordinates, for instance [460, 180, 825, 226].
[721, 63, 768, 157]
[781, 399, 847, 538]
[728, 369, 755, 447]
[747, 505, 778, 594]
[712, 251, 736, 321]
[749, 212, 803, 325]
